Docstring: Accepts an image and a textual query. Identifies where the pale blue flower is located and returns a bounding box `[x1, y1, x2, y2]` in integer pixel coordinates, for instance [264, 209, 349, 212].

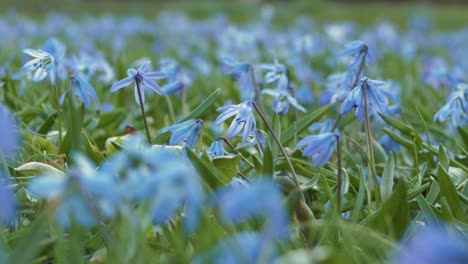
[261, 88, 306, 115]
[260, 60, 288, 91]
[392, 226, 468, 264]
[297, 132, 338, 167]
[216, 179, 289, 240]
[340, 77, 392, 122]
[59, 74, 97, 109]
[434, 83, 467, 127]
[338, 40, 371, 70]
[193, 232, 278, 264]
[212, 101, 256, 143]
[0, 105, 20, 157]
[221, 56, 255, 101]
[207, 140, 232, 158]
[160, 58, 185, 95]
[0, 176, 15, 224]
[110, 61, 167, 105]
[159, 119, 203, 148]
[21, 48, 56, 85]
[28, 154, 117, 228]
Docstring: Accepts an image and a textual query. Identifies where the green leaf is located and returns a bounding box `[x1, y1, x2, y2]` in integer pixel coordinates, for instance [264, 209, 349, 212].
[37, 112, 58, 135]
[366, 180, 409, 239]
[9, 215, 48, 264]
[381, 154, 395, 202]
[186, 148, 228, 189]
[180, 88, 221, 123]
[379, 114, 423, 144]
[212, 155, 242, 180]
[15, 162, 64, 176]
[280, 104, 331, 145]
[457, 127, 468, 148]
[438, 144, 450, 170]
[416, 194, 439, 225]
[351, 171, 367, 223]
[82, 130, 106, 164]
[383, 128, 414, 149]
[437, 166, 463, 221]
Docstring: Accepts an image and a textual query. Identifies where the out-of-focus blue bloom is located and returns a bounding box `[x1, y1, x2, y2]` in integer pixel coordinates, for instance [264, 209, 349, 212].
[110, 61, 167, 105]
[434, 83, 467, 127]
[308, 119, 334, 134]
[59, 74, 97, 109]
[0, 176, 15, 224]
[392, 226, 468, 264]
[297, 132, 339, 167]
[0, 105, 20, 157]
[338, 40, 371, 70]
[69, 52, 115, 84]
[422, 57, 449, 90]
[28, 154, 117, 228]
[101, 138, 204, 232]
[260, 61, 289, 91]
[379, 133, 402, 153]
[221, 56, 255, 101]
[320, 71, 355, 105]
[296, 86, 315, 105]
[261, 88, 306, 115]
[160, 58, 185, 95]
[159, 119, 203, 149]
[40, 38, 67, 81]
[193, 232, 278, 264]
[340, 77, 392, 122]
[212, 101, 256, 143]
[21, 48, 56, 85]
[216, 179, 289, 240]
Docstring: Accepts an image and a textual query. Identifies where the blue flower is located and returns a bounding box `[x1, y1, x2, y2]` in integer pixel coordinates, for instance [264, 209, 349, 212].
[216, 179, 289, 240]
[100, 138, 204, 232]
[160, 58, 185, 95]
[260, 61, 288, 91]
[193, 232, 278, 264]
[222, 56, 255, 101]
[110, 61, 167, 105]
[27, 154, 117, 228]
[207, 140, 232, 158]
[297, 132, 338, 167]
[392, 226, 468, 264]
[422, 57, 449, 90]
[338, 40, 371, 71]
[434, 83, 467, 128]
[59, 75, 98, 109]
[21, 49, 56, 85]
[340, 77, 392, 122]
[261, 88, 306, 115]
[159, 119, 203, 149]
[0, 104, 20, 157]
[320, 71, 355, 105]
[212, 101, 256, 143]
[0, 176, 15, 224]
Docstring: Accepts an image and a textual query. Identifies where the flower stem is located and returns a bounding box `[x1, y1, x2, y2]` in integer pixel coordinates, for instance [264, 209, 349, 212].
[54, 80, 63, 147]
[252, 102, 302, 195]
[135, 81, 152, 145]
[336, 135, 342, 213]
[362, 80, 381, 207]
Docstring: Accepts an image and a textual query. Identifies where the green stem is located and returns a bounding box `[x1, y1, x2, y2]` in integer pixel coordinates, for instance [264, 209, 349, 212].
[218, 137, 255, 169]
[336, 135, 342, 213]
[362, 80, 381, 207]
[54, 80, 63, 147]
[164, 94, 176, 123]
[252, 102, 302, 195]
[135, 81, 152, 145]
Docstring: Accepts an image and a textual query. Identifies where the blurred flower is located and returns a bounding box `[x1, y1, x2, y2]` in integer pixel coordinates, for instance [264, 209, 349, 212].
[110, 61, 167, 105]
[340, 77, 392, 122]
[212, 101, 256, 143]
[261, 88, 306, 115]
[59, 74, 97, 109]
[260, 61, 288, 91]
[21, 48, 56, 85]
[216, 179, 289, 240]
[222, 56, 255, 101]
[392, 226, 468, 264]
[159, 119, 203, 149]
[338, 40, 371, 70]
[297, 132, 338, 167]
[0, 104, 20, 157]
[193, 232, 278, 264]
[422, 57, 449, 90]
[434, 83, 467, 127]
[0, 176, 15, 224]
[27, 154, 117, 228]
[159, 58, 185, 95]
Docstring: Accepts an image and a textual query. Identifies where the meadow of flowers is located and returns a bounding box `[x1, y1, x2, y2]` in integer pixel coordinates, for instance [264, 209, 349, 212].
[0, 5, 467, 263]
